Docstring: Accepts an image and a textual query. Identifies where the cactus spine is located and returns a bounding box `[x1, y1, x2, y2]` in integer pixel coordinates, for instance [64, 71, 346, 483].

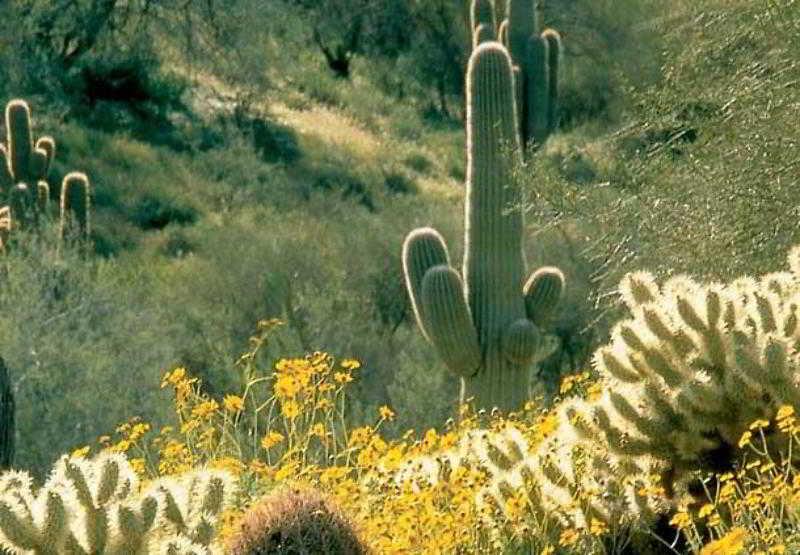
[402, 43, 564, 412]
[0, 453, 234, 554]
[504, 0, 562, 150]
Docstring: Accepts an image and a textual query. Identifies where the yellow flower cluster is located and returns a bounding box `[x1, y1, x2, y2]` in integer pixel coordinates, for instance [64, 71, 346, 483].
[674, 408, 800, 554]
[95, 324, 800, 555]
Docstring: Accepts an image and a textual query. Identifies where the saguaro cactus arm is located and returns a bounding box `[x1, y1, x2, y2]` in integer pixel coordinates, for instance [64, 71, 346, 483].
[541, 28, 563, 133]
[420, 266, 482, 376]
[471, 0, 496, 32]
[525, 35, 550, 146]
[403, 229, 481, 376]
[523, 266, 565, 326]
[473, 24, 496, 48]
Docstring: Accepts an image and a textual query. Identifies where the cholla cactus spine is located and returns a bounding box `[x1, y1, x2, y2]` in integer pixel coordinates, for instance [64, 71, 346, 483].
[402, 42, 564, 412]
[0, 453, 234, 555]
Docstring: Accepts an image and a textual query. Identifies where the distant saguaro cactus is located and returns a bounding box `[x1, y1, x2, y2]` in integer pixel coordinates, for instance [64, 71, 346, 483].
[402, 43, 564, 412]
[0, 100, 55, 228]
[504, 0, 562, 150]
[59, 172, 92, 242]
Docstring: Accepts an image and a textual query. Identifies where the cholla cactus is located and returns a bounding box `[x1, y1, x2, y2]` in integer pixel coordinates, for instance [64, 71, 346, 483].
[0, 452, 234, 554]
[561, 245, 800, 499]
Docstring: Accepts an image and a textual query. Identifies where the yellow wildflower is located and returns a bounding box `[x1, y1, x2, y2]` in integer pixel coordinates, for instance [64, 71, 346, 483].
[749, 419, 770, 430]
[699, 527, 747, 555]
[379, 405, 396, 421]
[670, 510, 691, 530]
[698, 503, 715, 518]
[334, 371, 353, 384]
[71, 446, 90, 458]
[589, 518, 608, 536]
[776, 405, 795, 420]
[738, 431, 752, 448]
[223, 395, 244, 413]
[558, 528, 579, 547]
[281, 400, 300, 419]
[261, 431, 284, 450]
[341, 359, 361, 370]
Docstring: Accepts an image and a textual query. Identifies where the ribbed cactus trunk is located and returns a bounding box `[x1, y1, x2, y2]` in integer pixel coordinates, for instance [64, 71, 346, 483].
[463, 46, 530, 410]
[402, 43, 565, 413]
[0, 359, 15, 469]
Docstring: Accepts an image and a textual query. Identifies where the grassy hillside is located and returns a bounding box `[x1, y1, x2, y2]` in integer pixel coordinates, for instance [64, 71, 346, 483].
[0, 0, 798, 552]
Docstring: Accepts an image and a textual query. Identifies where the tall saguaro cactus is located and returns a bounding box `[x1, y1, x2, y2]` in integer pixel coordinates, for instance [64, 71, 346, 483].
[402, 43, 564, 412]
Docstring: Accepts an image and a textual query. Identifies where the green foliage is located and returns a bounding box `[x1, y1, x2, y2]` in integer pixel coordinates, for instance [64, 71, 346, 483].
[403, 43, 564, 412]
[0, 452, 234, 554]
[225, 488, 369, 555]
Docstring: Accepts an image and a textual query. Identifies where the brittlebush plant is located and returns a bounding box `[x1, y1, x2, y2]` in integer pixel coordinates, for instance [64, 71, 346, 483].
[86, 320, 589, 552]
[86, 316, 800, 554]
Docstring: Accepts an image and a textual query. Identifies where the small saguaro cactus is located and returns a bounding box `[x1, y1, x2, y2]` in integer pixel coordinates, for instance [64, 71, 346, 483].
[402, 42, 564, 413]
[504, 0, 562, 150]
[0, 100, 55, 227]
[59, 172, 91, 242]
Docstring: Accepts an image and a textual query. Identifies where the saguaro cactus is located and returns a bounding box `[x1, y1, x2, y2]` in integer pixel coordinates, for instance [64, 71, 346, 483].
[504, 0, 562, 149]
[0, 358, 14, 470]
[0, 100, 55, 224]
[402, 43, 564, 412]
[59, 172, 91, 242]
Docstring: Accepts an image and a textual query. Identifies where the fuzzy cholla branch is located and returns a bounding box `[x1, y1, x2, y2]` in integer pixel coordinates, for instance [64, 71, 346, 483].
[0, 452, 235, 554]
[581, 246, 800, 495]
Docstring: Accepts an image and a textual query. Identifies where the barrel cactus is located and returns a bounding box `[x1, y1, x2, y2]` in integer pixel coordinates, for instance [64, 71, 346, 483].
[402, 42, 564, 413]
[226, 488, 369, 555]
